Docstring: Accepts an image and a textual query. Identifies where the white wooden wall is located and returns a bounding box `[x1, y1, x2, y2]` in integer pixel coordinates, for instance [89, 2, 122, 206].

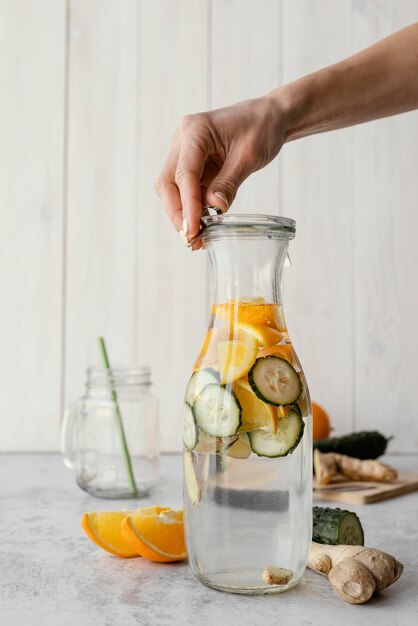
[1, 0, 418, 453]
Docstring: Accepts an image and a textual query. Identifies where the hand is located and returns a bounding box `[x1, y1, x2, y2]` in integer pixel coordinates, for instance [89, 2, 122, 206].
[155, 95, 288, 249]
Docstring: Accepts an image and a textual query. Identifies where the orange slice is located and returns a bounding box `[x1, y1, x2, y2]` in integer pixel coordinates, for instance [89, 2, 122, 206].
[234, 322, 283, 348]
[257, 343, 294, 362]
[81, 507, 168, 558]
[217, 337, 258, 384]
[234, 379, 277, 433]
[81, 511, 138, 557]
[212, 299, 279, 328]
[121, 508, 187, 563]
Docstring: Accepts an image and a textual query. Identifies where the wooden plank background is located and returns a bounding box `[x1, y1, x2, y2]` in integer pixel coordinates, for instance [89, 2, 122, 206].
[1, 0, 418, 453]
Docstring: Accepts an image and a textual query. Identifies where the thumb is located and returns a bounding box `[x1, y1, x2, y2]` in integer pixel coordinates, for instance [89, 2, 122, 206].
[205, 155, 249, 211]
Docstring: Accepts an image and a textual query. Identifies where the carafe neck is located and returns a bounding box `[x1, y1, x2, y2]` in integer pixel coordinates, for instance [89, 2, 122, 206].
[206, 238, 288, 304]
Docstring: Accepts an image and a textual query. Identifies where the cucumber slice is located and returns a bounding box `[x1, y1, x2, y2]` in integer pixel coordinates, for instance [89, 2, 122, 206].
[194, 383, 242, 438]
[183, 402, 198, 450]
[249, 410, 304, 457]
[249, 356, 301, 406]
[185, 368, 219, 405]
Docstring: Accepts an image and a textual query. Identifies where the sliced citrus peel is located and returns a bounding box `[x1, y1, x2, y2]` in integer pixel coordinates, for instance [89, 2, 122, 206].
[81, 506, 181, 561]
[81, 511, 139, 558]
[121, 509, 187, 563]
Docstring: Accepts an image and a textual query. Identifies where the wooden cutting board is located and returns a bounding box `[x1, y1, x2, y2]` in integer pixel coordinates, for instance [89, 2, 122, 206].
[313, 471, 418, 504]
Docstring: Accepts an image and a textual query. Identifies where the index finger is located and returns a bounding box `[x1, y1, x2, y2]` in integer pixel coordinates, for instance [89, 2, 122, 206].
[175, 141, 208, 240]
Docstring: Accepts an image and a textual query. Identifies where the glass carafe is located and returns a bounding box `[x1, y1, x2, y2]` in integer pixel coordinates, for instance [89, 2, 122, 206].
[183, 214, 312, 594]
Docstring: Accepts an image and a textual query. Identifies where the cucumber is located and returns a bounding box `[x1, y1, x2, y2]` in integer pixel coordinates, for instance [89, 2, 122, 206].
[249, 410, 304, 457]
[185, 368, 219, 405]
[194, 383, 242, 438]
[312, 506, 364, 545]
[183, 402, 198, 450]
[313, 431, 391, 460]
[249, 356, 301, 406]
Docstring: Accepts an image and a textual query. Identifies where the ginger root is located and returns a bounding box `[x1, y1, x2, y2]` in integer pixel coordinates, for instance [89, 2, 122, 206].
[308, 542, 403, 604]
[262, 566, 293, 586]
[314, 448, 398, 485]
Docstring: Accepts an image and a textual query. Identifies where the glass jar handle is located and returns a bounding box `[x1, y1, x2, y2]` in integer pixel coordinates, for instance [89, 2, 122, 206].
[60, 402, 79, 470]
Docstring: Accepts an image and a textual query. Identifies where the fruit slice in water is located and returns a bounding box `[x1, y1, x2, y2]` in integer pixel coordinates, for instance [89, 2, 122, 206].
[184, 451, 202, 506]
[121, 508, 187, 563]
[212, 298, 279, 328]
[233, 379, 277, 433]
[194, 326, 230, 370]
[234, 322, 283, 347]
[249, 356, 301, 405]
[257, 343, 294, 362]
[218, 337, 258, 384]
[194, 383, 242, 437]
[194, 431, 238, 454]
[183, 402, 198, 450]
[224, 433, 252, 459]
[249, 410, 305, 457]
[185, 368, 219, 405]
[81, 506, 169, 558]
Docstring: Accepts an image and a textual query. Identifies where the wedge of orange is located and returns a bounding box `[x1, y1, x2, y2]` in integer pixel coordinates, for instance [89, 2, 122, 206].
[81, 507, 168, 558]
[234, 379, 277, 433]
[121, 508, 187, 563]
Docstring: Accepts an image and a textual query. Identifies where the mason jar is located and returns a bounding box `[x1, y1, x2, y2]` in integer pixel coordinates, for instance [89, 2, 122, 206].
[61, 366, 159, 498]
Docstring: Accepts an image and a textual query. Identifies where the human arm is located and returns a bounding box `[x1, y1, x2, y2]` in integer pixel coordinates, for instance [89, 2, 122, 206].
[155, 23, 418, 248]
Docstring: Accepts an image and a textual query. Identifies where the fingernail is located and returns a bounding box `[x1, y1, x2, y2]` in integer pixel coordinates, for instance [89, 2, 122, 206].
[179, 230, 189, 246]
[214, 191, 229, 211]
[182, 217, 189, 236]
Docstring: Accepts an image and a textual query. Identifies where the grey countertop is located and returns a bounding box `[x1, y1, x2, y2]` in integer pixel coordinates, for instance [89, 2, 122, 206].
[1, 453, 417, 626]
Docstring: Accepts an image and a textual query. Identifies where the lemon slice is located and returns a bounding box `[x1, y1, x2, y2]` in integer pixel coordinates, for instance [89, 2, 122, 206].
[217, 337, 258, 384]
[234, 379, 277, 433]
[234, 322, 283, 347]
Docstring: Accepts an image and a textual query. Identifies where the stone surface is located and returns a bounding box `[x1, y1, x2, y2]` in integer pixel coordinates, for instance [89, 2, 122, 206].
[0, 453, 417, 626]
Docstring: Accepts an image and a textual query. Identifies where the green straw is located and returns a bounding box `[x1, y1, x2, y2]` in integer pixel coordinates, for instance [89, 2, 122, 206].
[98, 337, 137, 496]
